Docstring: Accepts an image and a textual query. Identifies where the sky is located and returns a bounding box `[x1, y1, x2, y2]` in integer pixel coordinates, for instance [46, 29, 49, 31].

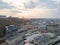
[0, 0, 60, 18]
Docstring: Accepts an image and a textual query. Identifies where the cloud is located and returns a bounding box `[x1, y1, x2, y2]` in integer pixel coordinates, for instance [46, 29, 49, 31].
[0, 0, 60, 18]
[0, 0, 14, 9]
[23, 0, 60, 18]
[38, 0, 57, 9]
[24, 0, 58, 9]
[0, 0, 22, 16]
[24, 1, 37, 9]
[51, 7, 60, 18]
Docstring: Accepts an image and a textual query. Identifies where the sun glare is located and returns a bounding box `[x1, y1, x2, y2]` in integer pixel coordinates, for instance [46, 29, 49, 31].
[22, 11, 29, 16]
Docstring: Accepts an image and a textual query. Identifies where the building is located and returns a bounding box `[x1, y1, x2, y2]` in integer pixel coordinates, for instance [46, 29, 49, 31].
[46, 24, 59, 32]
[6, 25, 18, 39]
[39, 24, 47, 33]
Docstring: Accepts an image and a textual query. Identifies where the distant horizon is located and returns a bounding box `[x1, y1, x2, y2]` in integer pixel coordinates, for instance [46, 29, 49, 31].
[0, 15, 60, 19]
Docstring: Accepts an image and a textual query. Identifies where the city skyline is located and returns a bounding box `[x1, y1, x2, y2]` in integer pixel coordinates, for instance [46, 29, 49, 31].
[0, 0, 60, 18]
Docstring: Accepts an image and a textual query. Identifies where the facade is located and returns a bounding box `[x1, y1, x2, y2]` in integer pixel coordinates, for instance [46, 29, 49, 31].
[6, 25, 18, 38]
[46, 24, 59, 32]
[39, 24, 47, 32]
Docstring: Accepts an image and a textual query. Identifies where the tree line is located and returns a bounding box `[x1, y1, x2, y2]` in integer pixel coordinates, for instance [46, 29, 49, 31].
[0, 17, 31, 27]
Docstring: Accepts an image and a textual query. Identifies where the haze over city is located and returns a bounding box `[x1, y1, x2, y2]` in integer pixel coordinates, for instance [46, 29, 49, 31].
[0, 0, 60, 18]
[1, 0, 60, 45]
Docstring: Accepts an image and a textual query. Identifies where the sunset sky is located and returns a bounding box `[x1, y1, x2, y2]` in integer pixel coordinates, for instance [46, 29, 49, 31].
[0, 0, 60, 18]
